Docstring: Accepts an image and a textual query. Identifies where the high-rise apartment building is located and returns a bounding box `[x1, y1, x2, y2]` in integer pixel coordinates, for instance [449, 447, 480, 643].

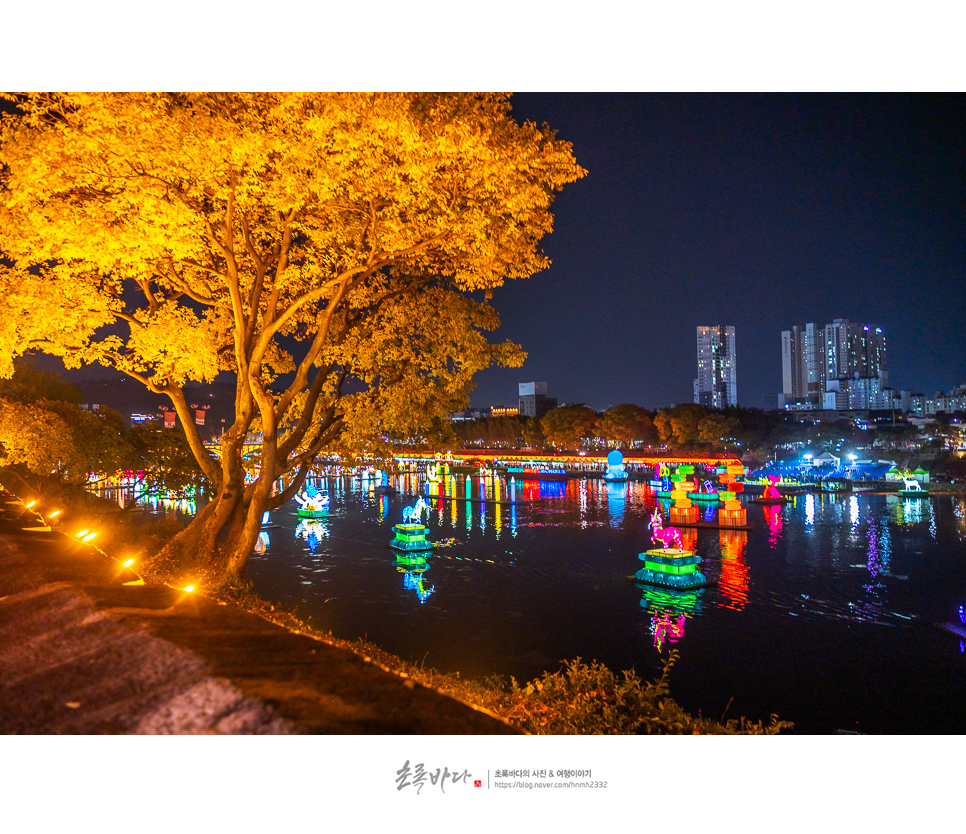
[693, 326, 737, 408]
[779, 319, 889, 410]
[822, 319, 887, 386]
[781, 323, 824, 400]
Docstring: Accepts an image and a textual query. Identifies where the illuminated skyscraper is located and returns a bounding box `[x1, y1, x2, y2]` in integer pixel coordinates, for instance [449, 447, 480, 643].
[781, 323, 823, 400]
[694, 326, 737, 408]
[823, 319, 888, 386]
[778, 319, 889, 410]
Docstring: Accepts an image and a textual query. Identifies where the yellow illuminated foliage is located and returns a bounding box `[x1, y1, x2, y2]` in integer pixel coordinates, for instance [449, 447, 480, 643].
[0, 92, 584, 582]
[0, 398, 77, 479]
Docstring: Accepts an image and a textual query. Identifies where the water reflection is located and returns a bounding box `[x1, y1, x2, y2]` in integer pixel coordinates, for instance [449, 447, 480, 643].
[955, 498, 966, 541]
[762, 504, 783, 547]
[255, 530, 270, 554]
[718, 530, 749, 610]
[295, 518, 329, 554]
[392, 546, 435, 603]
[638, 586, 704, 652]
[104, 470, 966, 732]
[605, 481, 626, 528]
[865, 514, 891, 583]
[399, 566, 435, 603]
[892, 495, 925, 525]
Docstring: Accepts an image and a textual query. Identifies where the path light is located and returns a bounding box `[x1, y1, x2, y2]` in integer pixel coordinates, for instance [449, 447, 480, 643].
[48, 510, 61, 519]
[76, 529, 90, 538]
[82, 532, 97, 542]
[183, 584, 195, 593]
[123, 558, 135, 568]
[25, 500, 36, 509]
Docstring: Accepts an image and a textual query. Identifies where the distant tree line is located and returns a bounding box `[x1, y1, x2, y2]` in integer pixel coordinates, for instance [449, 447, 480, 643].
[448, 401, 949, 465]
[0, 362, 203, 501]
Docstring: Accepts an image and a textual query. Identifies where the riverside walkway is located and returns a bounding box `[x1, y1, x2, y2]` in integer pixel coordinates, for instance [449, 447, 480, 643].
[0, 488, 518, 735]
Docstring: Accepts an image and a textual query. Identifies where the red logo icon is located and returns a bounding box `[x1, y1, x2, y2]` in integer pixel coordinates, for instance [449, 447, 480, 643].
[474, 780, 482, 788]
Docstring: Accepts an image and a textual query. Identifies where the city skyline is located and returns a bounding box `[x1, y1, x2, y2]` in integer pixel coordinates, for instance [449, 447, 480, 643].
[469, 93, 966, 412]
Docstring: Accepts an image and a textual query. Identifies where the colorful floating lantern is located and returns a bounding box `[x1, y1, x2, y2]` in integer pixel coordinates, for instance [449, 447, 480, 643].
[690, 475, 720, 502]
[391, 496, 433, 552]
[602, 449, 628, 482]
[753, 474, 788, 505]
[295, 483, 330, 517]
[668, 467, 699, 525]
[636, 509, 711, 591]
[718, 464, 747, 527]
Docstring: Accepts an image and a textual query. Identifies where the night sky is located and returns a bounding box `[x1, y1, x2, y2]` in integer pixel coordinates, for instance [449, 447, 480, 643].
[470, 93, 966, 412]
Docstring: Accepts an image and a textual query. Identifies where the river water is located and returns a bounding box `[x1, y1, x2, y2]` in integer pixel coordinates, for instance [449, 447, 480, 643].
[239, 472, 966, 734]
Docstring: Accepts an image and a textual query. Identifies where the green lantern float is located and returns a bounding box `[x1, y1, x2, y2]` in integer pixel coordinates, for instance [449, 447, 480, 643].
[636, 509, 713, 591]
[390, 496, 434, 552]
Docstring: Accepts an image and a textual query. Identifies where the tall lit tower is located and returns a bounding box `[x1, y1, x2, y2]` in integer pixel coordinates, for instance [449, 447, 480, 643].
[782, 323, 823, 401]
[694, 326, 737, 408]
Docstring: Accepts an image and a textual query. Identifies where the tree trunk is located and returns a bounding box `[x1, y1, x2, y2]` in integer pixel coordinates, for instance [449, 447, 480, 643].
[151, 468, 250, 586]
[150, 442, 293, 590]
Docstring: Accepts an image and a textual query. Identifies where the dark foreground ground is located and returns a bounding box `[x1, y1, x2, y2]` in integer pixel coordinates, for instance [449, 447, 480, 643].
[0, 488, 518, 735]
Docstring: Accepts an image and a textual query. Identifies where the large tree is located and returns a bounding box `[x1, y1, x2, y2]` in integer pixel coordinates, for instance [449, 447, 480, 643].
[653, 403, 709, 449]
[596, 403, 656, 448]
[697, 413, 741, 451]
[539, 405, 597, 451]
[0, 92, 584, 584]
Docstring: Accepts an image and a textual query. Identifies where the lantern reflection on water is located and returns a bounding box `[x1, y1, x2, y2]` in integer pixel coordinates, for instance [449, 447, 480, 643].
[295, 518, 329, 554]
[718, 530, 749, 610]
[394, 551, 435, 603]
[763, 504, 783, 547]
[605, 480, 627, 528]
[638, 585, 704, 651]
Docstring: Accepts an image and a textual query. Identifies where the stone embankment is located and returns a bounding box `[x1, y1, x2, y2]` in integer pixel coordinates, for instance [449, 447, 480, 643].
[0, 488, 518, 735]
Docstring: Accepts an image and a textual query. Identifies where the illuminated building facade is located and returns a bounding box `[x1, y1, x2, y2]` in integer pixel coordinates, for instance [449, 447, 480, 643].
[925, 384, 966, 415]
[693, 326, 737, 408]
[518, 382, 558, 417]
[778, 319, 890, 411]
[781, 323, 823, 401]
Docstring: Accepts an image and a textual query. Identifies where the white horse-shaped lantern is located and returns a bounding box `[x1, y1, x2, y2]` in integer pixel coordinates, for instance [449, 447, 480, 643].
[402, 496, 430, 524]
